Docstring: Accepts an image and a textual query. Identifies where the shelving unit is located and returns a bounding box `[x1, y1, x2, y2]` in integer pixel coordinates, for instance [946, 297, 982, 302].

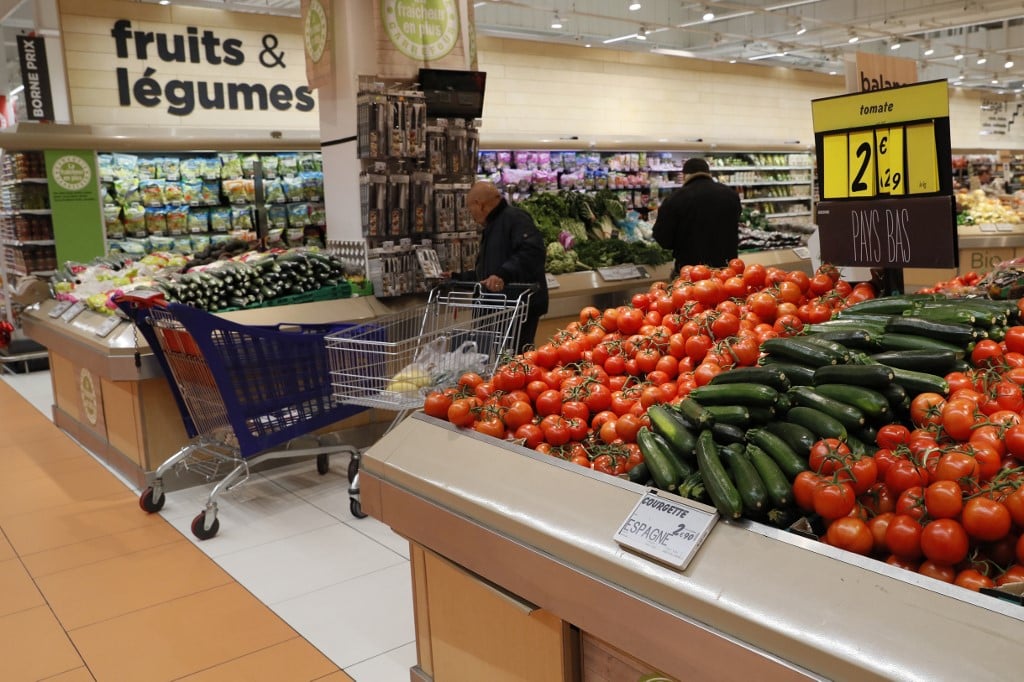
[0, 150, 52, 371]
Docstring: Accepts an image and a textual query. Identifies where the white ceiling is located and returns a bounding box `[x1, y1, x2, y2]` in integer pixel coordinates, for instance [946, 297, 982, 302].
[4, 0, 1024, 96]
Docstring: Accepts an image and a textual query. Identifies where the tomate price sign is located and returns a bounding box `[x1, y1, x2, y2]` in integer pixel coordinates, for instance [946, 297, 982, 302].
[812, 80, 958, 268]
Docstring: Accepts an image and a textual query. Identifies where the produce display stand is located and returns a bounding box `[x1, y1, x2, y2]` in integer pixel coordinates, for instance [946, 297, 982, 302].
[21, 295, 390, 488]
[362, 413, 1024, 682]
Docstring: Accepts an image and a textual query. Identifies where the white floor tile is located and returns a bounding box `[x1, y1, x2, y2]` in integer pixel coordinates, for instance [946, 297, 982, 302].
[214, 523, 407, 605]
[345, 641, 418, 682]
[344, 515, 411, 560]
[1, 369, 53, 419]
[272, 562, 416, 669]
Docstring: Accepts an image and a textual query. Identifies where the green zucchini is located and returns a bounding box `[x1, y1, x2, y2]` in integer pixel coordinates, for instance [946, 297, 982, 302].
[704, 404, 751, 426]
[869, 349, 958, 375]
[709, 365, 791, 393]
[746, 405, 776, 424]
[765, 420, 817, 457]
[799, 336, 853, 363]
[876, 333, 966, 356]
[885, 317, 978, 346]
[903, 306, 978, 326]
[758, 359, 816, 386]
[806, 329, 879, 350]
[627, 460, 651, 485]
[787, 386, 866, 429]
[648, 430, 694, 480]
[745, 443, 794, 508]
[745, 427, 808, 480]
[687, 383, 779, 408]
[813, 384, 891, 419]
[710, 421, 747, 445]
[879, 381, 909, 411]
[719, 443, 767, 516]
[840, 294, 942, 316]
[647, 404, 698, 460]
[888, 366, 950, 396]
[785, 405, 848, 441]
[695, 430, 743, 519]
[761, 337, 842, 367]
[673, 396, 715, 429]
[813, 363, 895, 388]
[636, 427, 680, 492]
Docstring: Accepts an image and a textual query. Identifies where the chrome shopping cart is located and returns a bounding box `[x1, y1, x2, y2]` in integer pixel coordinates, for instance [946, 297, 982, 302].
[117, 292, 369, 540]
[326, 282, 534, 517]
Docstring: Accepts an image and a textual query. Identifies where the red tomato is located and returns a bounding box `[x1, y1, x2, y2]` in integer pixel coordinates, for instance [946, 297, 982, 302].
[747, 291, 778, 321]
[614, 413, 642, 443]
[772, 313, 804, 336]
[710, 312, 740, 340]
[885, 459, 929, 495]
[693, 360, 722, 386]
[995, 380, 1024, 412]
[997, 565, 1024, 586]
[423, 391, 453, 419]
[540, 416, 571, 446]
[1006, 326, 1024, 354]
[560, 400, 590, 422]
[616, 308, 644, 336]
[503, 400, 534, 431]
[447, 397, 478, 428]
[860, 482, 896, 516]
[868, 512, 894, 554]
[896, 486, 927, 521]
[909, 392, 946, 428]
[924, 480, 964, 519]
[940, 398, 983, 441]
[971, 339, 1004, 368]
[885, 514, 924, 560]
[917, 560, 957, 584]
[932, 450, 979, 483]
[808, 438, 850, 476]
[685, 334, 712, 363]
[875, 423, 911, 450]
[635, 348, 661, 374]
[809, 272, 835, 296]
[813, 480, 856, 521]
[920, 518, 970, 565]
[955, 568, 995, 591]
[474, 416, 507, 440]
[962, 497, 1012, 542]
[825, 517, 873, 555]
[1004, 487, 1024, 527]
[535, 389, 563, 417]
[514, 423, 544, 449]
[793, 471, 823, 512]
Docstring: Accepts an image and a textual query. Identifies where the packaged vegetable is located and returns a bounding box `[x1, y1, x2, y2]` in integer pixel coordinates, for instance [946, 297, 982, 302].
[241, 153, 259, 178]
[264, 178, 285, 204]
[141, 179, 165, 207]
[266, 227, 284, 244]
[210, 206, 232, 232]
[182, 180, 202, 206]
[283, 175, 305, 202]
[201, 180, 220, 206]
[301, 171, 323, 201]
[145, 206, 168, 235]
[162, 157, 180, 181]
[104, 205, 124, 238]
[163, 182, 184, 206]
[309, 202, 326, 226]
[191, 234, 210, 252]
[138, 157, 158, 180]
[231, 205, 253, 230]
[124, 203, 147, 237]
[201, 156, 221, 180]
[288, 203, 311, 227]
[171, 236, 192, 254]
[180, 158, 202, 181]
[260, 154, 280, 179]
[223, 178, 247, 204]
[278, 152, 299, 177]
[98, 154, 115, 182]
[113, 153, 138, 179]
[220, 152, 243, 179]
[267, 204, 288, 229]
[150, 235, 174, 251]
[166, 206, 189, 234]
[189, 208, 209, 233]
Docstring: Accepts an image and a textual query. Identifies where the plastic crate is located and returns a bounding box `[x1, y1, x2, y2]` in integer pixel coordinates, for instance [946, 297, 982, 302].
[348, 279, 374, 297]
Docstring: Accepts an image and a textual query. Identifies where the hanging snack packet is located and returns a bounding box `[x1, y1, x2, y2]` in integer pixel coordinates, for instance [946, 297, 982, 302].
[278, 152, 299, 177]
[189, 208, 209, 233]
[166, 206, 189, 235]
[243, 178, 256, 202]
[182, 180, 202, 206]
[145, 206, 168, 236]
[260, 154, 280, 179]
[179, 158, 201, 182]
[141, 179, 165, 207]
[163, 181, 184, 206]
[220, 152, 243, 179]
[201, 156, 221, 180]
[137, 157, 158, 180]
[104, 205, 125, 238]
[301, 171, 323, 201]
[124, 203, 147, 237]
[284, 175, 305, 202]
[231, 205, 254, 230]
[201, 180, 220, 206]
[267, 204, 288, 229]
[162, 157, 181, 181]
[288, 203, 311, 227]
[223, 178, 247, 204]
[309, 202, 327, 226]
[264, 178, 285, 204]
[98, 154, 115, 183]
[210, 206, 232, 232]
[241, 153, 259, 178]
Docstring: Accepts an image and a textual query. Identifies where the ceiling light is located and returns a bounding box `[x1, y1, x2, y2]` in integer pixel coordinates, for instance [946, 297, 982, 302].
[628, 2, 642, 10]
[923, 41, 934, 56]
[848, 31, 859, 44]
[992, 75, 1000, 84]
[795, 23, 807, 36]
[551, 13, 563, 29]
[9, 85, 24, 96]
[636, 27, 648, 40]
[977, 52, 987, 65]
[829, 70, 837, 75]
[1006, 59, 1015, 69]
[954, 50, 964, 61]
[158, 0, 170, 4]
[584, 43, 591, 48]
[702, 6, 715, 21]
[729, 59, 737, 64]
[889, 38, 901, 51]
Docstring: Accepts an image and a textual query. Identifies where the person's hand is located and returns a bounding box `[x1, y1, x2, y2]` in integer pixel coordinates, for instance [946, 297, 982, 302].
[440, 271, 453, 280]
[481, 275, 504, 292]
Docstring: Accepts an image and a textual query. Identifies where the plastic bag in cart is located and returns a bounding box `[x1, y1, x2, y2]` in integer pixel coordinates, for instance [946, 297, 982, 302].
[388, 337, 488, 395]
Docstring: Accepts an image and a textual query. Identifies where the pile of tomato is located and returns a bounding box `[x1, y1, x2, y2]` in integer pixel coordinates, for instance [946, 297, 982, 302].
[916, 270, 984, 296]
[794, 331, 1024, 591]
[424, 259, 871, 474]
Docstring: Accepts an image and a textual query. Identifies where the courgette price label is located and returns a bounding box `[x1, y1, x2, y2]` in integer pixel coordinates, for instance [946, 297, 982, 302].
[614, 490, 717, 570]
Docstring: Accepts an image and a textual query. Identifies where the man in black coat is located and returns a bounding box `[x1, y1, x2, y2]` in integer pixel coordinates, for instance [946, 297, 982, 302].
[451, 181, 549, 354]
[652, 157, 741, 274]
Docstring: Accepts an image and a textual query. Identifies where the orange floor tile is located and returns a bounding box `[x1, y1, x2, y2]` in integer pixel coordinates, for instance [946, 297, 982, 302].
[0, 381, 353, 682]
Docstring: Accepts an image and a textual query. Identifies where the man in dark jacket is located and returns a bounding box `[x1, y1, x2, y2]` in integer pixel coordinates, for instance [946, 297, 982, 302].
[652, 157, 741, 274]
[452, 181, 549, 353]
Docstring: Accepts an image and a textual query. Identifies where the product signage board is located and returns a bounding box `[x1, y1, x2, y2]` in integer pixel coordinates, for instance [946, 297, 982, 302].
[374, 0, 477, 72]
[58, 0, 317, 129]
[16, 35, 55, 121]
[811, 80, 957, 269]
[597, 264, 644, 281]
[45, 150, 106, 266]
[301, 0, 332, 90]
[614, 490, 718, 571]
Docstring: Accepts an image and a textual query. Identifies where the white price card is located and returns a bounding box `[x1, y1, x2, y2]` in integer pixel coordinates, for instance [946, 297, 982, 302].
[60, 301, 87, 323]
[544, 273, 560, 289]
[597, 263, 643, 281]
[996, 223, 1016, 233]
[94, 316, 122, 338]
[979, 223, 999, 233]
[614, 490, 718, 570]
[48, 300, 73, 318]
[792, 246, 811, 260]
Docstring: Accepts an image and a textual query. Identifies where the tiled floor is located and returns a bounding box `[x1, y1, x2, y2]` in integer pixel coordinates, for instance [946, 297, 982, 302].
[0, 370, 417, 681]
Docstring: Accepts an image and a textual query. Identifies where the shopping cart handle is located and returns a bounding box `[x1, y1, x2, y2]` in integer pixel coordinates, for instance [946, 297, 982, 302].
[112, 289, 168, 309]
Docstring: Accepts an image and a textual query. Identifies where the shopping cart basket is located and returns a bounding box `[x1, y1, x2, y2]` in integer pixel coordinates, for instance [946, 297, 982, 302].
[117, 292, 369, 540]
[326, 282, 533, 516]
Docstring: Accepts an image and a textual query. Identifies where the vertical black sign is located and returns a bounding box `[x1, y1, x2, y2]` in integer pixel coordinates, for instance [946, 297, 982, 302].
[17, 35, 54, 122]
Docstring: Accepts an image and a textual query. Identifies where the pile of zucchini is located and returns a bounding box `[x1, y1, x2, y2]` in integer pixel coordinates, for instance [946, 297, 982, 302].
[634, 294, 1021, 523]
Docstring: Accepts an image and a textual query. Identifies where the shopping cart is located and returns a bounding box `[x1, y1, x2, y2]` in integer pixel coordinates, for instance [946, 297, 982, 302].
[117, 292, 369, 540]
[326, 282, 534, 517]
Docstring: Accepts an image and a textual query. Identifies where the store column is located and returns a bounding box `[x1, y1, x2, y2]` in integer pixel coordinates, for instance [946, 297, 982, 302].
[309, 0, 477, 241]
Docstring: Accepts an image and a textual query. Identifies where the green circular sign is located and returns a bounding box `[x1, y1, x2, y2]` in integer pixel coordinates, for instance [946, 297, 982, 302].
[382, 0, 460, 61]
[52, 155, 91, 191]
[304, 0, 328, 64]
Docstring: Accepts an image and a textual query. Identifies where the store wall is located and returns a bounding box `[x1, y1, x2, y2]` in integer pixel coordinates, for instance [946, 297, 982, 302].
[477, 36, 1012, 153]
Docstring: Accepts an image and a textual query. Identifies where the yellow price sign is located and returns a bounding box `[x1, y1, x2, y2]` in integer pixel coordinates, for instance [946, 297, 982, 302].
[847, 130, 877, 198]
[906, 122, 939, 194]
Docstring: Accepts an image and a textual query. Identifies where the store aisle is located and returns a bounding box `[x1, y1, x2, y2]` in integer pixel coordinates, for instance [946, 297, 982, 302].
[0, 374, 418, 681]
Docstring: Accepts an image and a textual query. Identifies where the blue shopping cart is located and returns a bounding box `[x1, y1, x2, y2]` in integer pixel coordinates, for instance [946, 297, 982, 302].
[117, 292, 369, 539]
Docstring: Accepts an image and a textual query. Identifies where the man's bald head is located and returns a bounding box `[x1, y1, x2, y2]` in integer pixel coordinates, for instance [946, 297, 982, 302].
[468, 181, 504, 225]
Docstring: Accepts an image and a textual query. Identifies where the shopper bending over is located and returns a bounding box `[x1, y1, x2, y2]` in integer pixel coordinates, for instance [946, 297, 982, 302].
[653, 157, 741, 274]
[447, 181, 549, 354]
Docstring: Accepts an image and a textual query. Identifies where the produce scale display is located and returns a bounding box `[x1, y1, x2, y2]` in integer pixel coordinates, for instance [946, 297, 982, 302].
[419, 259, 1024, 598]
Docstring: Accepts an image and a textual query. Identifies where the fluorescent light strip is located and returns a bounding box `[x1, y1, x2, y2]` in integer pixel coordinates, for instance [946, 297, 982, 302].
[9, 85, 24, 96]
[749, 52, 788, 61]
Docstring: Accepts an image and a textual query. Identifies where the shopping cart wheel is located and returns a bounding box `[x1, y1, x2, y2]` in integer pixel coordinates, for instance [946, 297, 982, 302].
[139, 486, 165, 513]
[190, 511, 220, 540]
[347, 453, 360, 483]
[316, 453, 330, 475]
[350, 498, 368, 519]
